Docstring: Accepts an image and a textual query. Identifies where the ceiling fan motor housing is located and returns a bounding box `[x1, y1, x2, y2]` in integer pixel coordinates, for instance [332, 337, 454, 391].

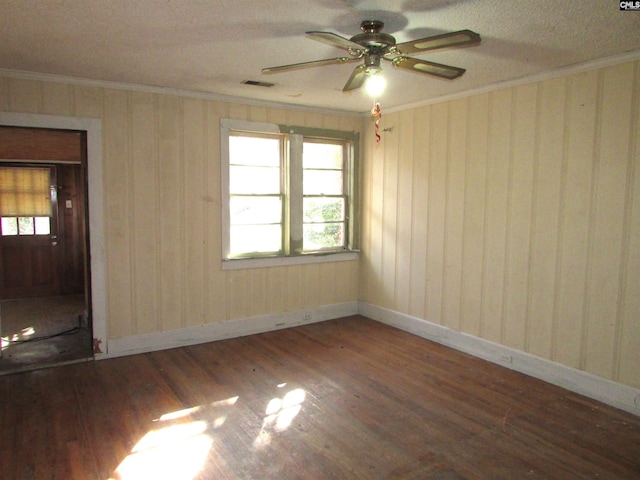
[350, 20, 396, 52]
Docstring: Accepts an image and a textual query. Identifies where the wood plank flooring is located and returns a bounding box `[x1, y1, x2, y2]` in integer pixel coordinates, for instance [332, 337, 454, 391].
[1, 315, 639, 479]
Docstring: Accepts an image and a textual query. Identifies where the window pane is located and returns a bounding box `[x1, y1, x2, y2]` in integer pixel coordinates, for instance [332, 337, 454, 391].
[303, 169, 343, 195]
[303, 222, 344, 250]
[230, 196, 281, 225]
[34, 217, 51, 235]
[230, 224, 281, 256]
[18, 217, 34, 235]
[230, 136, 280, 167]
[1, 217, 18, 236]
[303, 142, 343, 169]
[303, 197, 344, 222]
[230, 165, 280, 194]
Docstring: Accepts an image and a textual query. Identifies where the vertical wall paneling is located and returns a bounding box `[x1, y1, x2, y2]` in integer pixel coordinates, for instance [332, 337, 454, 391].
[503, 83, 536, 351]
[7, 78, 42, 113]
[130, 92, 159, 334]
[102, 88, 135, 337]
[363, 118, 385, 306]
[73, 85, 103, 118]
[3, 58, 637, 390]
[408, 107, 429, 319]
[584, 63, 634, 379]
[442, 99, 467, 331]
[183, 98, 207, 327]
[285, 265, 303, 313]
[359, 59, 640, 389]
[617, 62, 640, 385]
[527, 77, 565, 359]
[157, 95, 183, 332]
[1, 76, 361, 340]
[554, 70, 598, 368]
[425, 102, 448, 325]
[481, 90, 511, 343]
[42, 82, 73, 116]
[206, 101, 229, 323]
[381, 112, 399, 309]
[460, 94, 489, 336]
[395, 110, 414, 313]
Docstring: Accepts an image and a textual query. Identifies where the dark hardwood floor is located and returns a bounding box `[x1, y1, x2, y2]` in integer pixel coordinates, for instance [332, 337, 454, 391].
[1, 315, 638, 479]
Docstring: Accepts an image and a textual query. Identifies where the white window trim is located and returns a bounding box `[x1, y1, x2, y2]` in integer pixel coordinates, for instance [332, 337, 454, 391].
[220, 118, 359, 270]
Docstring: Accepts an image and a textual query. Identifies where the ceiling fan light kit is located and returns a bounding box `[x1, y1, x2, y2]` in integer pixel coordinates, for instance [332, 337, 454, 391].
[262, 20, 481, 92]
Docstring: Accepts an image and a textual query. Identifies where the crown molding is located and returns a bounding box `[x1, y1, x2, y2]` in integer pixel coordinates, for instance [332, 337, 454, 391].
[380, 49, 640, 115]
[0, 68, 356, 118]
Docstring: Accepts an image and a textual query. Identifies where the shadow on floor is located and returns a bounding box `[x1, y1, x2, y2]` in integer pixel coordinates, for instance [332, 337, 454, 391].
[0, 295, 93, 375]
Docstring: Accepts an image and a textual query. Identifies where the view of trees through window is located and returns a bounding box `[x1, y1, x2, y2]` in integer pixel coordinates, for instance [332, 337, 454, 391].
[302, 141, 345, 251]
[227, 131, 348, 257]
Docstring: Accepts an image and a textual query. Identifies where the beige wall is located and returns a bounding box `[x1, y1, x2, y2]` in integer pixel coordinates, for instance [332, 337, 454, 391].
[1, 59, 638, 390]
[0, 77, 360, 339]
[360, 60, 640, 389]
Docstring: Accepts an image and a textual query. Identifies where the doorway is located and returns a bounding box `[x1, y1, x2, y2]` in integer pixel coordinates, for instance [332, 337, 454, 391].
[0, 126, 93, 373]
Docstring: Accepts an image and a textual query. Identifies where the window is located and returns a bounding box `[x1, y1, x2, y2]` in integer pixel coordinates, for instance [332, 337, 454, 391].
[221, 119, 359, 268]
[0, 166, 53, 236]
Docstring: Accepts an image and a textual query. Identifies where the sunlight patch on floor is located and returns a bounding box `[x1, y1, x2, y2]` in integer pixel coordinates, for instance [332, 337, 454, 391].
[110, 396, 239, 480]
[253, 387, 306, 449]
[113, 421, 213, 480]
[110, 385, 307, 478]
[1, 326, 36, 350]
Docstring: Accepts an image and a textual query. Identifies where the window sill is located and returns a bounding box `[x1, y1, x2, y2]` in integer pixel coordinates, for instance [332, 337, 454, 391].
[222, 251, 359, 270]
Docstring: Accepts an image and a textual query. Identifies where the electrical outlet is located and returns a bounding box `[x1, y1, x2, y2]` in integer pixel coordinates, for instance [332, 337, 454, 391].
[499, 354, 512, 364]
[303, 313, 312, 321]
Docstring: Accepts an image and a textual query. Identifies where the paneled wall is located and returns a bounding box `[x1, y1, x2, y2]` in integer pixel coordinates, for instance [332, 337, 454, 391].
[0, 77, 360, 339]
[360, 60, 640, 388]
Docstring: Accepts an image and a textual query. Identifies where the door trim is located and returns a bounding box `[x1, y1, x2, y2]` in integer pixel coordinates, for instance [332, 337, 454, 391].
[0, 112, 107, 357]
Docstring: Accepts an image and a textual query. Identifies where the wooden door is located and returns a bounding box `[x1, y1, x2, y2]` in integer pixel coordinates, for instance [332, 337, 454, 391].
[0, 126, 86, 300]
[0, 166, 61, 299]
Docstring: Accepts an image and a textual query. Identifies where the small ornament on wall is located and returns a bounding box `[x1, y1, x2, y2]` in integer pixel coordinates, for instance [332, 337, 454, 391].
[371, 102, 382, 144]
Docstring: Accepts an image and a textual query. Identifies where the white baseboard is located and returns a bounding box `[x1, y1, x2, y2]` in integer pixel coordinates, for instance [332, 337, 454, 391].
[359, 301, 640, 417]
[105, 301, 358, 358]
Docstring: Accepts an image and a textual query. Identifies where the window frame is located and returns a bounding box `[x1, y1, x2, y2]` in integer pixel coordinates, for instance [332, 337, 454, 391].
[221, 119, 359, 270]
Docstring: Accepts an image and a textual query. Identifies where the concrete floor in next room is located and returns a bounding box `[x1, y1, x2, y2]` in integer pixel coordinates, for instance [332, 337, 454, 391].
[0, 294, 93, 375]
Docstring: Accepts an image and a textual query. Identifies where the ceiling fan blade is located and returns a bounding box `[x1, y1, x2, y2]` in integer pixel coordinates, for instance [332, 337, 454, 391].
[390, 56, 466, 80]
[394, 30, 480, 55]
[306, 31, 366, 53]
[343, 64, 367, 91]
[262, 56, 359, 74]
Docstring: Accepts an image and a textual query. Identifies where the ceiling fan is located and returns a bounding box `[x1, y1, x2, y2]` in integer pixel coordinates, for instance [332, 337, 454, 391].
[262, 20, 481, 91]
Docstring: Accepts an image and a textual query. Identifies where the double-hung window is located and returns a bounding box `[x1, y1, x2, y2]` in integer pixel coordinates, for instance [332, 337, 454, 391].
[221, 119, 359, 269]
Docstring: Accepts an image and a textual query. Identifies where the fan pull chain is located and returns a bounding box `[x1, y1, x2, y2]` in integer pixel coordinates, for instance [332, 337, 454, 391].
[371, 102, 382, 143]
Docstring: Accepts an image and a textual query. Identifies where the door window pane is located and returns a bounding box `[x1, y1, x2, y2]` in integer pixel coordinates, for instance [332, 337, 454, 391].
[1, 217, 18, 236]
[18, 217, 34, 235]
[34, 217, 51, 235]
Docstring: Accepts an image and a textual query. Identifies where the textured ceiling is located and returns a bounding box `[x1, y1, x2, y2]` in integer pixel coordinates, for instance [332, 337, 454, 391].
[1, 0, 639, 113]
